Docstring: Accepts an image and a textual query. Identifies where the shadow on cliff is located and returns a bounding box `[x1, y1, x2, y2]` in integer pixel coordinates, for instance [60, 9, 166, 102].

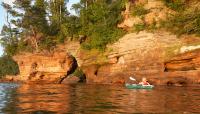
[59, 55, 86, 84]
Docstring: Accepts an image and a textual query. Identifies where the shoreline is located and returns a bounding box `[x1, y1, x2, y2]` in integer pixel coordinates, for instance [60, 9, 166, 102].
[0, 79, 199, 87]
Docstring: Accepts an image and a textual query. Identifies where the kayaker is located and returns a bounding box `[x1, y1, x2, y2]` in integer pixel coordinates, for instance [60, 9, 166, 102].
[139, 77, 150, 85]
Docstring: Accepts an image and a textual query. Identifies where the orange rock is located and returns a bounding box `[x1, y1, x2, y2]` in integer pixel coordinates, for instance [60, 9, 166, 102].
[12, 52, 77, 83]
[165, 49, 200, 71]
[81, 32, 200, 85]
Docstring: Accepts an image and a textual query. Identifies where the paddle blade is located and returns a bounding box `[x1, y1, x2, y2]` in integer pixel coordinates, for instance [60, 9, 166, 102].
[129, 77, 136, 81]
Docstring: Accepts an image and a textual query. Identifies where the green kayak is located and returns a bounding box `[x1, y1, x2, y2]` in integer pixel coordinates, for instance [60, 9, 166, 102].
[125, 83, 154, 89]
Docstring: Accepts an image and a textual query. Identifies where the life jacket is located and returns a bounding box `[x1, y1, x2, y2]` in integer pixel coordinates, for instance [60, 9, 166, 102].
[140, 81, 149, 85]
[143, 82, 149, 85]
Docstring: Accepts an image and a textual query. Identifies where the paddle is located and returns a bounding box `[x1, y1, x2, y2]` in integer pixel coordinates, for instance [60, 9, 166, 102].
[129, 77, 139, 84]
[129, 77, 136, 81]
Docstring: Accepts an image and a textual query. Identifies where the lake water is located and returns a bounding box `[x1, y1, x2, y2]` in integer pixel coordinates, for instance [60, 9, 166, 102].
[0, 83, 200, 114]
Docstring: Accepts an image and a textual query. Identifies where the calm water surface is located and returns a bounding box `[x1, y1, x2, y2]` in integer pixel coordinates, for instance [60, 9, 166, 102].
[0, 83, 200, 114]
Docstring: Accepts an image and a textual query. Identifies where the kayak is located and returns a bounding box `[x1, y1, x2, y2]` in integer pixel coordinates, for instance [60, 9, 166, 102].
[125, 84, 154, 89]
[125, 83, 154, 89]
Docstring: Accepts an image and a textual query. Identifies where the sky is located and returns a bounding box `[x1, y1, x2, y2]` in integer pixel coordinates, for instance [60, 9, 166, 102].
[0, 0, 80, 56]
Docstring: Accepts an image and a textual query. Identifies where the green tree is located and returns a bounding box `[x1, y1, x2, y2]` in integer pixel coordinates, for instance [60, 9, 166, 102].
[1, 0, 49, 53]
[48, 0, 69, 35]
[21, 0, 48, 52]
[61, 15, 81, 40]
[73, 0, 126, 50]
[0, 56, 19, 78]
[1, 2, 19, 56]
[1, 0, 127, 55]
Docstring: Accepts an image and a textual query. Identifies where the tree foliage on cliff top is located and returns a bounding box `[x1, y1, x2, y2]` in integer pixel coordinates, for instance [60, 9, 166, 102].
[74, 0, 126, 50]
[0, 0, 126, 56]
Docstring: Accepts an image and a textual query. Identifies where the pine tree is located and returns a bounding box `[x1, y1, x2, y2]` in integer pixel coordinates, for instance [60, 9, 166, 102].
[47, 0, 70, 42]
[1, 2, 19, 56]
[1, 0, 49, 53]
[49, 0, 69, 30]
[27, 0, 48, 52]
[1, 0, 126, 55]
[32, 0, 48, 33]
[72, 0, 125, 50]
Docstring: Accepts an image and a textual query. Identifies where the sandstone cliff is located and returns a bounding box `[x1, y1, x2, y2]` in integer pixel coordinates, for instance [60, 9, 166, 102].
[164, 49, 200, 85]
[118, 0, 174, 30]
[8, 31, 200, 85]
[10, 51, 77, 83]
[79, 31, 200, 85]
[5, 0, 200, 86]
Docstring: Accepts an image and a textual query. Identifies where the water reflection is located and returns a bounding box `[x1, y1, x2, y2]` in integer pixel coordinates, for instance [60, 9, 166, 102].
[0, 83, 18, 113]
[1, 83, 200, 113]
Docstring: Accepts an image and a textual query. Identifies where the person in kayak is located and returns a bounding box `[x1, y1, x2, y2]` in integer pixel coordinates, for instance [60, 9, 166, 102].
[139, 77, 150, 85]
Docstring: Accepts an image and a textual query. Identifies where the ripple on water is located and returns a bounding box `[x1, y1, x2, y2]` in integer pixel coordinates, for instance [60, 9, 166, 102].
[0, 83, 200, 114]
[0, 83, 19, 113]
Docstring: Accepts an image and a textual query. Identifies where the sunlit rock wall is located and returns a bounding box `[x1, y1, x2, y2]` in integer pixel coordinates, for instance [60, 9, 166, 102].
[13, 52, 77, 83]
[81, 31, 181, 85]
[164, 49, 200, 85]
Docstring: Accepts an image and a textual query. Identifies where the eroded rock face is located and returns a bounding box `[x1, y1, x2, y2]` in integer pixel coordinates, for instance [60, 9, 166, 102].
[80, 31, 200, 85]
[12, 52, 77, 83]
[81, 31, 180, 85]
[5, 32, 200, 85]
[165, 50, 200, 71]
[163, 49, 200, 85]
[118, 0, 174, 30]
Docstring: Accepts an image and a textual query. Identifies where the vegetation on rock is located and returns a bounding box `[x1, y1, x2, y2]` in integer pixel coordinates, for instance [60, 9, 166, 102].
[73, 67, 86, 82]
[0, 56, 19, 77]
[131, 4, 149, 16]
[162, 0, 186, 11]
[129, 0, 200, 37]
[133, 23, 146, 33]
[163, 7, 200, 36]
